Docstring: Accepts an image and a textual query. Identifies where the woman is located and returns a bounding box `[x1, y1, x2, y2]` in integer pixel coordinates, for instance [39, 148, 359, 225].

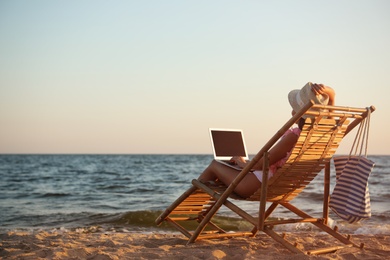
[198, 83, 335, 198]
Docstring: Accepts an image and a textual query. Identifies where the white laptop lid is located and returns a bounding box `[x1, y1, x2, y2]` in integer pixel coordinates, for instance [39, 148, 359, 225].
[209, 128, 249, 161]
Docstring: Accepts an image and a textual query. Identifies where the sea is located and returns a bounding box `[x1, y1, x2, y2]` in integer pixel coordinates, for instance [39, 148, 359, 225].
[0, 154, 389, 235]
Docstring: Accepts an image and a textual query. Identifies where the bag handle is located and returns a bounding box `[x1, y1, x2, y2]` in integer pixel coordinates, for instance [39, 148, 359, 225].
[349, 107, 371, 158]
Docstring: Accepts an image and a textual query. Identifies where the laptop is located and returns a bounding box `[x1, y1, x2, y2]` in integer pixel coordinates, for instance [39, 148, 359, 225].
[209, 128, 249, 170]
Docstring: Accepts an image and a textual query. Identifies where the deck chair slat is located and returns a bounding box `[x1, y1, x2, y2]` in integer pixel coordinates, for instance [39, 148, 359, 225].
[176, 205, 212, 209]
[171, 210, 209, 214]
[179, 201, 214, 204]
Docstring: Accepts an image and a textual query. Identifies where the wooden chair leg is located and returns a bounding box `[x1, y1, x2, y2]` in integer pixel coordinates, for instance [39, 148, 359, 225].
[258, 152, 269, 230]
[323, 161, 330, 225]
[281, 202, 361, 248]
[263, 226, 304, 254]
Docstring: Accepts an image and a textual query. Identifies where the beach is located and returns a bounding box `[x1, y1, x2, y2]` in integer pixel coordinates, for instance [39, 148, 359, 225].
[1, 229, 389, 259]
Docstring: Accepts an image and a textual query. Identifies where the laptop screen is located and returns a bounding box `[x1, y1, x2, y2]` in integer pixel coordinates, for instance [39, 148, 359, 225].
[209, 128, 248, 161]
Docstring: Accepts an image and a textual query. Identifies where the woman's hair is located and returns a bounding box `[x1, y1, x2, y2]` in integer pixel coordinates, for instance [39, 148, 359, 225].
[298, 118, 305, 130]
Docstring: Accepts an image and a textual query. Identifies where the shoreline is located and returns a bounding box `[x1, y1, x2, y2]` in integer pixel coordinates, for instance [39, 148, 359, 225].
[1, 230, 389, 259]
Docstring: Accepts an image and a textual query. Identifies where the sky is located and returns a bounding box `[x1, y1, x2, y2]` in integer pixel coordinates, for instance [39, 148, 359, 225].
[1, 0, 389, 155]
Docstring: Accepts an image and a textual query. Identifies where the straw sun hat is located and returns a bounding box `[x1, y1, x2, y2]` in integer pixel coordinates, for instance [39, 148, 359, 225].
[288, 82, 329, 113]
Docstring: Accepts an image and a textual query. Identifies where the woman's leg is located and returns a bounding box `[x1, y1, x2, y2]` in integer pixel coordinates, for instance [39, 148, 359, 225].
[198, 160, 261, 198]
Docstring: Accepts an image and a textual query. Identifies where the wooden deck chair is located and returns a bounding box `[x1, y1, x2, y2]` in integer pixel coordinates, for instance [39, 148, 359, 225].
[156, 101, 375, 255]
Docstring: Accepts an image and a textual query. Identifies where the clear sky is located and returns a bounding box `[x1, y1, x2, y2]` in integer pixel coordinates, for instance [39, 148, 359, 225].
[1, 1, 389, 155]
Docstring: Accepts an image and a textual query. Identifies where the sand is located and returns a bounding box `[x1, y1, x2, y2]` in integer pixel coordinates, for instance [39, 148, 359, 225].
[1, 230, 389, 259]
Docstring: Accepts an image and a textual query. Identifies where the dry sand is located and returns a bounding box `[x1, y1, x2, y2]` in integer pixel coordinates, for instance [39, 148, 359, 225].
[1, 230, 389, 259]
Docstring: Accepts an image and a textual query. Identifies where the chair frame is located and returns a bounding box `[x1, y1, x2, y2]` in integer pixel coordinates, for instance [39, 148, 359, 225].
[156, 101, 375, 255]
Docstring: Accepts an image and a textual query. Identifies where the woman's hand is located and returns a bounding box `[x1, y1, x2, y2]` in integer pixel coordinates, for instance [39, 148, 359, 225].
[230, 156, 247, 168]
[311, 83, 336, 105]
[311, 83, 327, 95]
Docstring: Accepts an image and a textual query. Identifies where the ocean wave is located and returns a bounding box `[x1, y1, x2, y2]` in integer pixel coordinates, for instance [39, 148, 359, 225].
[40, 192, 71, 198]
[2, 210, 389, 236]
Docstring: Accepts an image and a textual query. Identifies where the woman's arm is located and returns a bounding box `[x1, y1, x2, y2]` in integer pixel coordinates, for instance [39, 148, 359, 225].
[232, 132, 298, 170]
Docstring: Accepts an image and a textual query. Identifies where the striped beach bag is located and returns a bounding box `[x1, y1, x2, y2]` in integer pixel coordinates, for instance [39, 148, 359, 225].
[330, 108, 375, 224]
